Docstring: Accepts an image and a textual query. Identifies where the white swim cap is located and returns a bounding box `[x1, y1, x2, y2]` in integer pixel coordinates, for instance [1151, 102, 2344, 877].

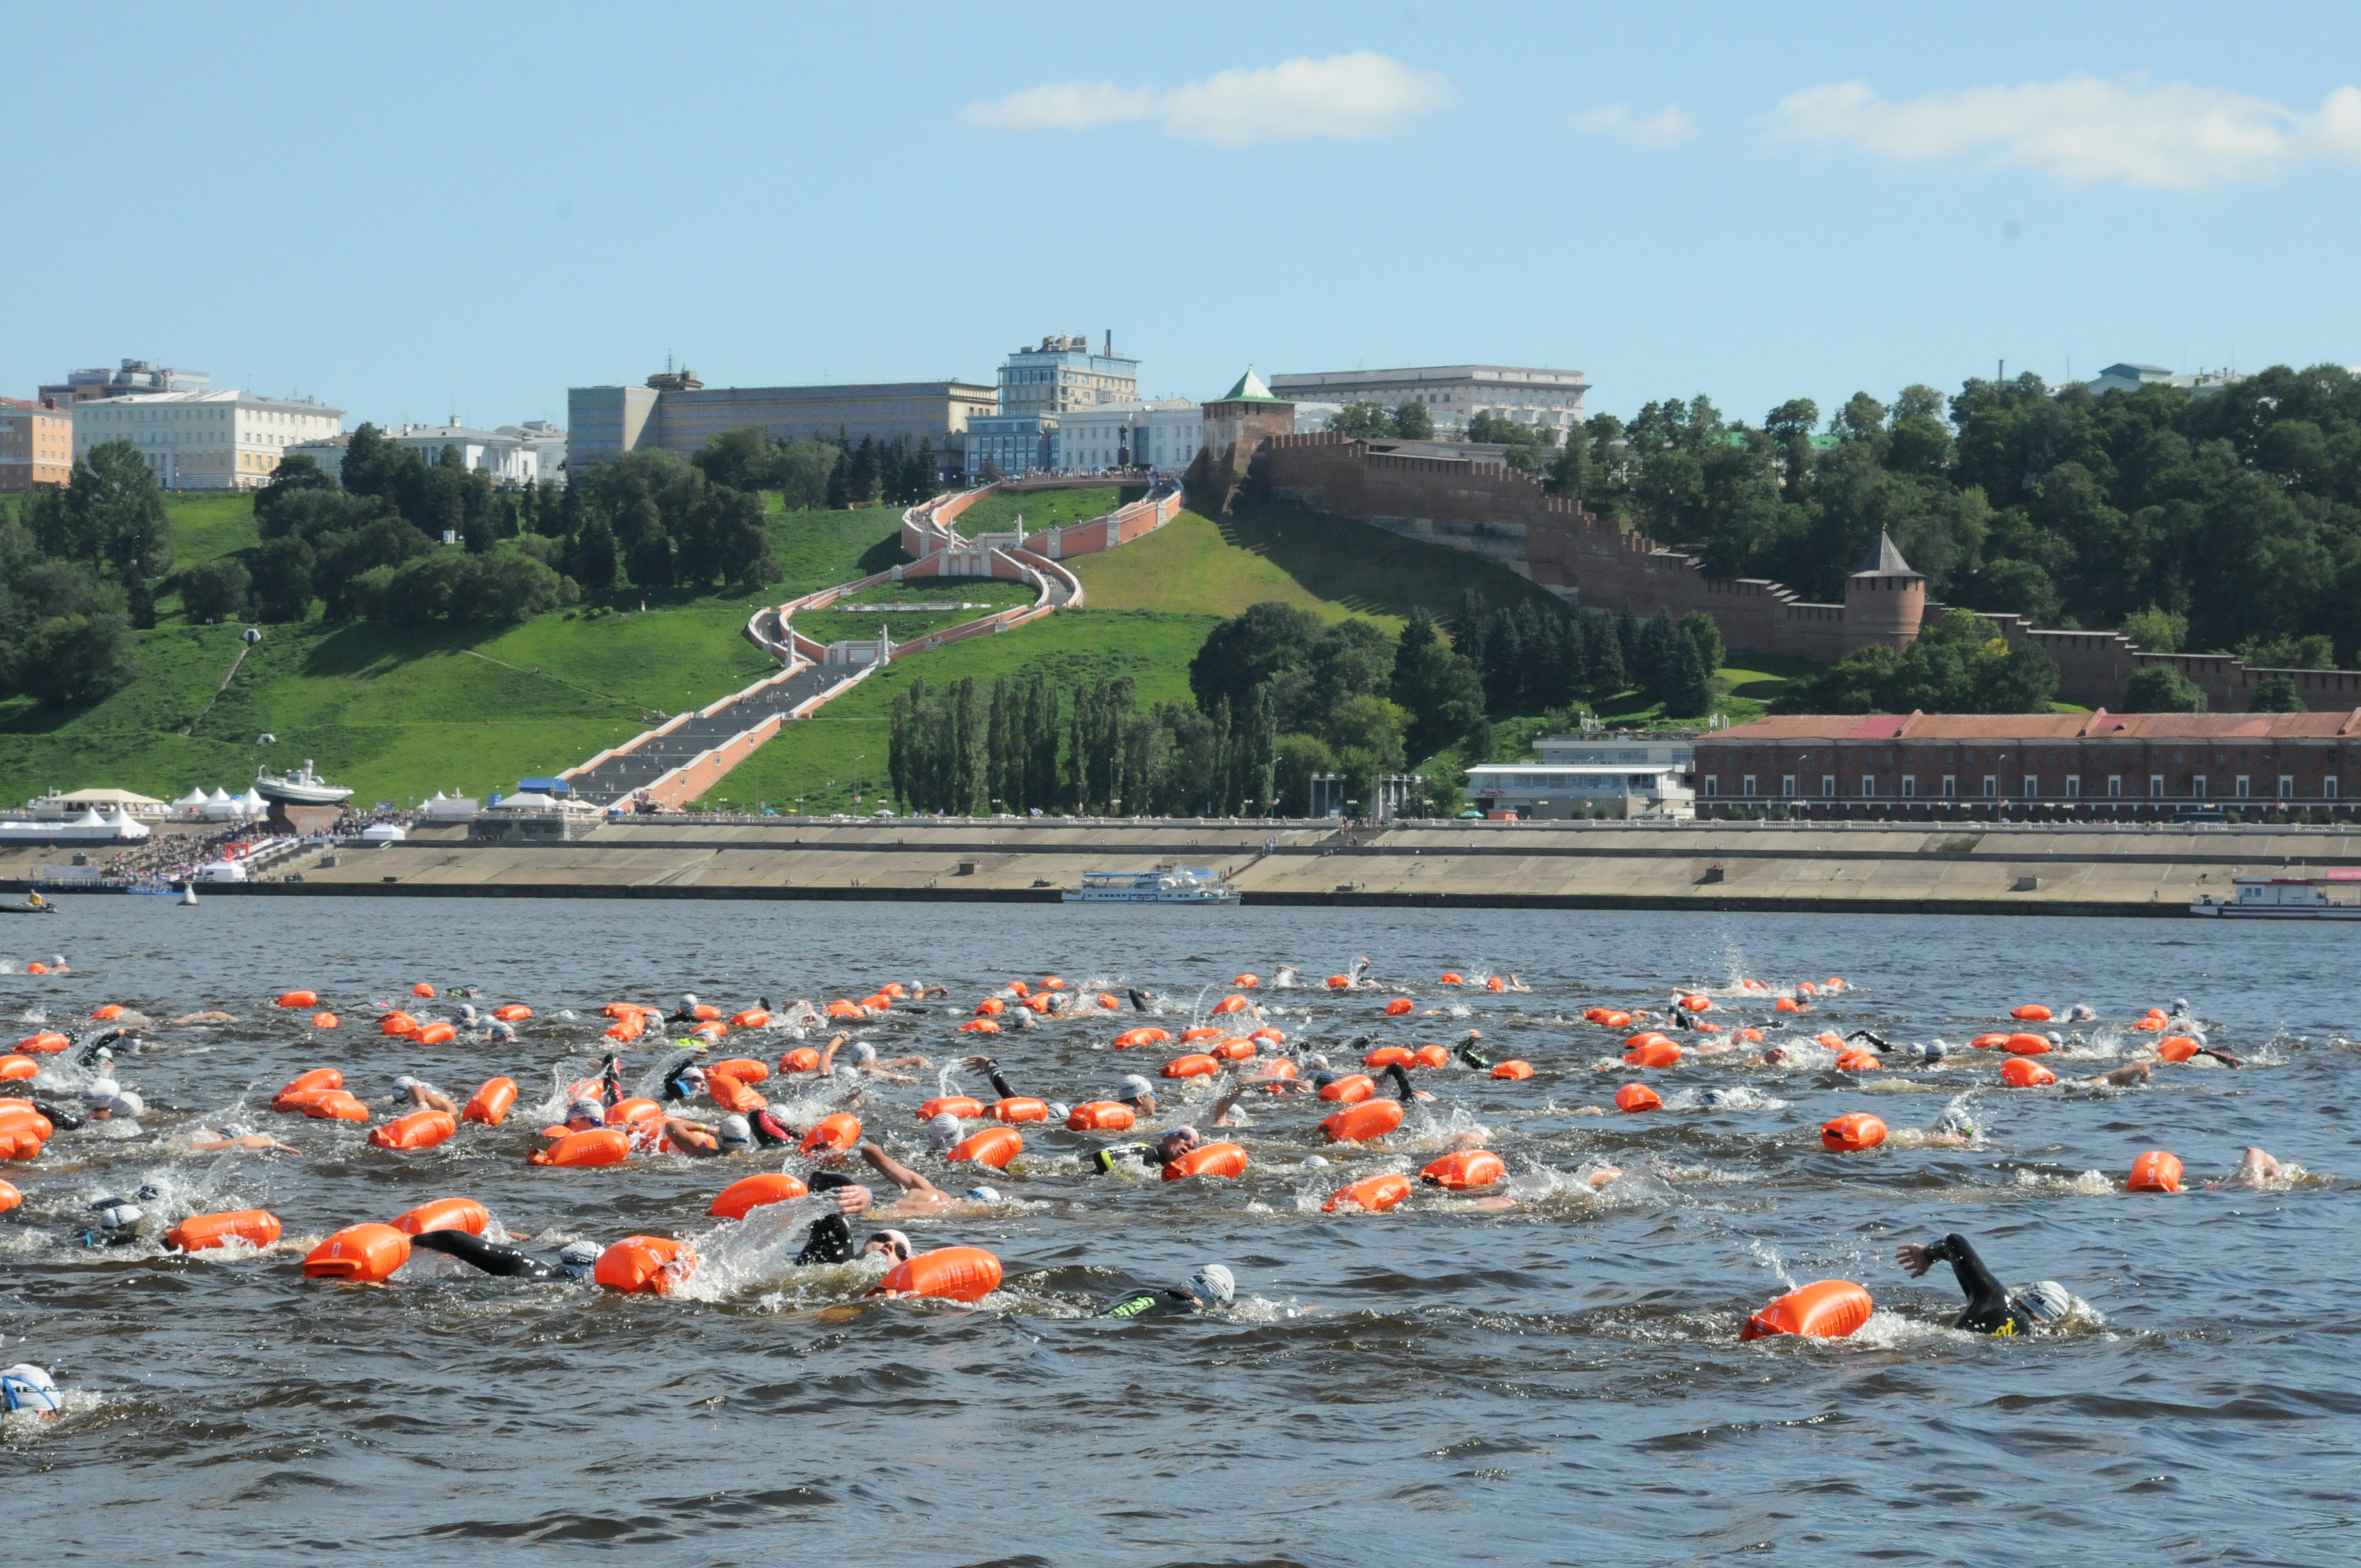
[94, 1202, 143, 1231]
[1301, 1154, 1330, 1169]
[2016, 1280, 2072, 1325]
[1189, 1264, 1236, 1307]
[83, 1078, 121, 1105]
[717, 1114, 752, 1148]
[111, 1091, 143, 1119]
[853, 1042, 877, 1064]
[566, 1099, 606, 1124]
[965, 1184, 1001, 1202]
[872, 1228, 912, 1260]
[557, 1240, 601, 1268]
[1, 1364, 61, 1415]
[927, 1112, 962, 1151]
[1119, 1074, 1154, 1099]
[1048, 1102, 1072, 1122]
[680, 994, 699, 1010]
[394, 1075, 418, 1091]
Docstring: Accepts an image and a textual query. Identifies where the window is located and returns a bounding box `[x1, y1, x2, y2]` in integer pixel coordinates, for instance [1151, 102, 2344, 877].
[1781, 775, 1796, 798]
[2023, 774, 2039, 798]
[1982, 775, 1998, 797]
[2327, 777, 2340, 800]
[2149, 775, 2164, 798]
[1703, 775, 1718, 797]
[1861, 775, 1876, 797]
[2191, 776, 2207, 798]
[2235, 776, 2250, 798]
[1902, 775, 1917, 797]
[1742, 775, 1757, 798]
[1941, 775, 1957, 798]
[1820, 775, 1835, 798]
[2280, 774, 2295, 799]
[2066, 775, 2081, 798]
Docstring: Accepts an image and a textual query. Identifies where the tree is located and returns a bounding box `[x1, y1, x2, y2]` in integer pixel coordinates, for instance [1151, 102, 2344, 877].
[1329, 402, 1396, 440]
[692, 427, 779, 493]
[20, 612, 139, 706]
[1546, 418, 1590, 498]
[1393, 401, 1435, 439]
[1390, 608, 1489, 760]
[1679, 611, 1724, 678]
[247, 537, 316, 623]
[2119, 605, 2187, 652]
[569, 513, 618, 592]
[1274, 733, 1335, 816]
[2249, 674, 2305, 712]
[780, 439, 840, 510]
[2123, 664, 2208, 712]
[177, 558, 251, 622]
[62, 440, 173, 579]
[1188, 601, 1324, 717]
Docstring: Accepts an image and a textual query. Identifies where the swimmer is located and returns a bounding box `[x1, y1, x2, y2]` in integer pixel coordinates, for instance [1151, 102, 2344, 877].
[1454, 1030, 1491, 1069]
[1094, 1125, 1205, 1177]
[1272, 965, 1299, 988]
[1, 1362, 62, 1419]
[486, 1019, 517, 1045]
[818, 1033, 927, 1082]
[2083, 1060, 2154, 1089]
[2065, 1003, 2097, 1022]
[668, 993, 705, 1023]
[792, 1172, 879, 1264]
[1116, 1074, 1158, 1116]
[1896, 1233, 2072, 1335]
[408, 1231, 602, 1281]
[2223, 1146, 2283, 1188]
[654, 1054, 707, 1105]
[168, 1012, 237, 1025]
[855, 1141, 962, 1212]
[554, 1098, 607, 1134]
[391, 1076, 459, 1115]
[184, 1123, 302, 1156]
[80, 1080, 144, 1124]
[1100, 1264, 1236, 1319]
[1846, 1028, 1942, 1065]
[80, 1190, 160, 1248]
[1127, 988, 1156, 1012]
[662, 1114, 752, 1158]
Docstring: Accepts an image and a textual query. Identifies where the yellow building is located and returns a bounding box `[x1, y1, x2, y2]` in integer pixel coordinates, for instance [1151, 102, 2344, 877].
[0, 399, 73, 489]
[70, 390, 344, 490]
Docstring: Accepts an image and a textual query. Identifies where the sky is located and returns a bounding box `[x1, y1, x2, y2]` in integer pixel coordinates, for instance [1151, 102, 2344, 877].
[7, 2, 2359, 434]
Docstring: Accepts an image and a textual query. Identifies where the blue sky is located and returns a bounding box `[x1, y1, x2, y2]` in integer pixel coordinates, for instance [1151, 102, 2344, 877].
[8, 2, 2358, 434]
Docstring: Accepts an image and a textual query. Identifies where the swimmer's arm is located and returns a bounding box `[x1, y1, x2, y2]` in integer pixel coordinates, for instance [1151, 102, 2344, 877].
[857, 1141, 938, 1196]
[879, 1054, 930, 1069]
[1205, 1083, 1247, 1128]
[817, 1032, 850, 1073]
[415, 1087, 459, 1115]
[966, 1057, 1019, 1101]
[1381, 1063, 1416, 1103]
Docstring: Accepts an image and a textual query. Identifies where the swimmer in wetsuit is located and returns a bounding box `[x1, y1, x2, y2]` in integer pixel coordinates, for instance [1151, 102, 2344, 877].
[791, 1172, 884, 1264]
[1101, 1264, 1235, 1319]
[407, 1231, 602, 1281]
[2, 1362, 62, 1419]
[1896, 1233, 2071, 1335]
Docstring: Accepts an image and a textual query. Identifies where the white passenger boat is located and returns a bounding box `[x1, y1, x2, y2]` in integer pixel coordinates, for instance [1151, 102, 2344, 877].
[253, 760, 352, 808]
[1063, 865, 1241, 905]
[2190, 872, 2361, 919]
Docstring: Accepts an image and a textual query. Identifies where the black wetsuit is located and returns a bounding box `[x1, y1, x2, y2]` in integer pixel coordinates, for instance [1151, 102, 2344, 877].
[748, 1108, 797, 1149]
[1455, 1034, 1493, 1070]
[1099, 1285, 1201, 1320]
[1127, 989, 1154, 1013]
[795, 1172, 860, 1265]
[1922, 1233, 2032, 1335]
[409, 1228, 583, 1281]
[974, 1059, 1020, 1101]
[1380, 1062, 1416, 1102]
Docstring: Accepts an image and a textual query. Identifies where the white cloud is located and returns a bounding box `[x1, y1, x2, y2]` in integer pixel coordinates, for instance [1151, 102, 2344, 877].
[1572, 104, 1698, 149]
[959, 52, 1455, 145]
[1762, 74, 2361, 190]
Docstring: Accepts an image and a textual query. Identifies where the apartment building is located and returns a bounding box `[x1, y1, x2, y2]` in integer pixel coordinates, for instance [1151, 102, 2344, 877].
[71, 390, 345, 490]
[1267, 364, 1588, 435]
[0, 399, 74, 490]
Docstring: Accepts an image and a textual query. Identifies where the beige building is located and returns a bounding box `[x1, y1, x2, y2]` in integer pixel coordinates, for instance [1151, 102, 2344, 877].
[71, 390, 345, 490]
[570, 368, 993, 469]
[0, 399, 74, 489]
[1268, 364, 1589, 436]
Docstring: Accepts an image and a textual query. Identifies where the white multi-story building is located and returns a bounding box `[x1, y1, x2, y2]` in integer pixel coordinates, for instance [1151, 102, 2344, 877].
[384, 421, 553, 486]
[1267, 364, 1589, 437]
[70, 391, 345, 491]
[1052, 399, 1203, 475]
[1464, 733, 1697, 820]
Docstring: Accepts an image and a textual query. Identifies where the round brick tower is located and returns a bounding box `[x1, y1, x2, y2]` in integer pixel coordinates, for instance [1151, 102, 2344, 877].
[1842, 531, 1926, 652]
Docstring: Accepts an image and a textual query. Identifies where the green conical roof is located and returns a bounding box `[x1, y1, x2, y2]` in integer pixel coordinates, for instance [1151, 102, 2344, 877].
[1217, 367, 1282, 402]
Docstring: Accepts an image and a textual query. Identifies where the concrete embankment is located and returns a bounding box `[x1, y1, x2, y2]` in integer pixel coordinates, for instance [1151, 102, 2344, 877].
[19, 819, 2354, 918]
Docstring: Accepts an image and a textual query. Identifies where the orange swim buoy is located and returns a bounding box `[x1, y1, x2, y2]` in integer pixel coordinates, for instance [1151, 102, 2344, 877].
[1162, 1054, 1221, 1080]
[1999, 1057, 2056, 1087]
[1824, 978, 1846, 992]
[1363, 1046, 1415, 1069]
[1487, 977, 1506, 993]
[824, 999, 863, 1020]
[530, 1128, 632, 1167]
[948, 1125, 1022, 1168]
[1832, 1048, 1883, 1071]
[594, 1235, 696, 1295]
[1775, 997, 1803, 1013]
[1821, 1113, 1886, 1152]
[1251, 1059, 1298, 1090]
[463, 1077, 518, 1126]
[605, 1015, 645, 1043]
[1318, 1073, 1375, 1103]
[1742, 1279, 1873, 1342]
[90, 1003, 126, 1020]
[1798, 982, 1818, 997]
[368, 1110, 457, 1151]
[304, 1091, 371, 1122]
[1602, 1011, 1631, 1029]
[166, 1208, 284, 1252]
[1422, 1149, 1508, 1189]
[1251, 1027, 1285, 1045]
[1625, 1038, 1682, 1069]
[1970, 1033, 2011, 1050]
[1095, 993, 1122, 1010]
[2004, 1033, 2050, 1056]
[959, 1019, 1000, 1034]
[391, 1197, 488, 1236]
[1021, 993, 1054, 1014]
[1214, 994, 1250, 1015]
[709, 1172, 808, 1219]
[1384, 998, 1414, 1016]
[873, 1245, 1002, 1302]
[1180, 1026, 1223, 1044]
[2127, 1151, 2183, 1193]
[1324, 1173, 1412, 1213]
[1738, 1027, 1764, 1044]
[303, 1223, 411, 1283]
[309, 1011, 339, 1028]
[1412, 1044, 1450, 1069]
[730, 1009, 768, 1028]
[1215, 1038, 1256, 1061]
[0, 1129, 40, 1161]
[1067, 1101, 1136, 1131]
[919, 1096, 987, 1121]
[2157, 1036, 2199, 1063]
[1441, 972, 1466, 984]
[800, 1113, 861, 1157]
[1327, 974, 1352, 990]
[2010, 1004, 2053, 1022]
[412, 983, 436, 999]
[690, 1021, 730, 1042]
[1322, 1099, 1404, 1143]
[409, 1020, 453, 1046]
[0, 1178, 18, 1211]
[1233, 974, 1259, 988]
[782, 1047, 821, 1073]
[378, 1010, 419, 1037]
[709, 1058, 769, 1083]
[494, 1004, 533, 1021]
[278, 1067, 342, 1096]
[1491, 1060, 1533, 1080]
[1680, 994, 1712, 1012]
[1163, 1142, 1248, 1179]
[0, 1105, 51, 1142]
[606, 1097, 663, 1127]
[1614, 1084, 1662, 1113]
[274, 990, 319, 1009]
[705, 1071, 766, 1114]
[1112, 1027, 1167, 1049]
[16, 1032, 69, 1054]
[989, 1097, 1048, 1124]
[0, 1057, 35, 1081]
[974, 998, 1005, 1017]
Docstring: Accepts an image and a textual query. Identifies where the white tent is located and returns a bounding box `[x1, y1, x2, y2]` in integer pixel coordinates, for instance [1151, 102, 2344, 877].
[423, 792, 479, 821]
[231, 789, 270, 819]
[172, 787, 211, 813]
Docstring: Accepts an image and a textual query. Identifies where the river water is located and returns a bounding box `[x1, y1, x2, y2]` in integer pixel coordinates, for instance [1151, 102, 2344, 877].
[2, 899, 2355, 1566]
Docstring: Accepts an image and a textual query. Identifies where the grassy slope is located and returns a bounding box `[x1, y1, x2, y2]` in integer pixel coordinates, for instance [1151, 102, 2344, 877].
[954, 486, 1135, 534]
[0, 496, 908, 806]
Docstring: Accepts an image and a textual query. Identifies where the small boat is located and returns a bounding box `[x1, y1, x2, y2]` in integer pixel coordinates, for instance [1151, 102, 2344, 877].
[2, 895, 58, 914]
[2191, 872, 2361, 920]
[253, 759, 353, 808]
[1063, 865, 1241, 905]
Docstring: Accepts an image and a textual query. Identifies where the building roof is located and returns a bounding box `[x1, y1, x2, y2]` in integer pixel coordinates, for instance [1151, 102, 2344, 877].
[1216, 368, 1283, 403]
[1269, 364, 1587, 390]
[1849, 531, 1918, 576]
[1705, 710, 2361, 744]
[2098, 363, 2174, 379]
[389, 423, 518, 446]
[72, 390, 344, 416]
[49, 787, 167, 807]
